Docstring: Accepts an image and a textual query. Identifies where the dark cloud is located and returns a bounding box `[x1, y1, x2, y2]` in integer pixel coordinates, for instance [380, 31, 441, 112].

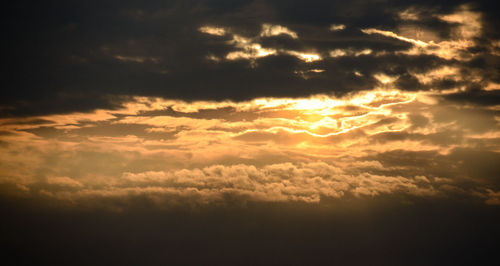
[2, 0, 498, 116]
[444, 89, 500, 106]
[367, 148, 500, 189]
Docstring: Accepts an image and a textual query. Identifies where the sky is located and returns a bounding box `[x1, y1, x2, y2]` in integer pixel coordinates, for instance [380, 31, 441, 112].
[1, 0, 500, 265]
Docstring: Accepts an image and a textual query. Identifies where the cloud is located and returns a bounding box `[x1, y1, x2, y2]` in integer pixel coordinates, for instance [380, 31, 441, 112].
[199, 26, 227, 36]
[0, 1, 498, 210]
[361, 28, 428, 47]
[1, 87, 498, 208]
[9, 161, 441, 208]
[1, 2, 499, 264]
[329, 48, 372, 57]
[3, 1, 497, 117]
[46, 176, 83, 188]
[329, 24, 346, 31]
[485, 189, 500, 205]
[260, 24, 298, 39]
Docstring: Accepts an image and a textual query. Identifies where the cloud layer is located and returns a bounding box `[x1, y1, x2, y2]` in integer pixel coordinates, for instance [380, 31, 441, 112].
[1, 89, 498, 209]
[1, 1, 499, 116]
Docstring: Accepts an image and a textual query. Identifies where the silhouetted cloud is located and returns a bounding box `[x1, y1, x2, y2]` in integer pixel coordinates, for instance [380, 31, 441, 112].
[2, 0, 498, 116]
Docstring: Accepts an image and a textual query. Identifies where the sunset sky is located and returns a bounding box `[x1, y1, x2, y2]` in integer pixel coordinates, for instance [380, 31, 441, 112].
[1, 1, 499, 265]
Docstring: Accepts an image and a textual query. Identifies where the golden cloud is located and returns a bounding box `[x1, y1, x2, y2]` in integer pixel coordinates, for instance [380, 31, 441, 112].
[1, 88, 498, 209]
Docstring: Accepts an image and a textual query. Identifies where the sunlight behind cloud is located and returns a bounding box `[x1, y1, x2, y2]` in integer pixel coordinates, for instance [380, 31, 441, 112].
[330, 24, 346, 31]
[199, 26, 227, 36]
[199, 24, 323, 63]
[260, 24, 298, 39]
[4, 88, 496, 208]
[286, 51, 321, 62]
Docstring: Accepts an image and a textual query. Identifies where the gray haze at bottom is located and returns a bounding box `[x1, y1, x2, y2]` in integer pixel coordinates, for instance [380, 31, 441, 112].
[1, 195, 498, 266]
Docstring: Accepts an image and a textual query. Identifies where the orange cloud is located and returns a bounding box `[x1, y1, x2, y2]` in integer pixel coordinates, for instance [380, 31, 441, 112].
[0, 88, 498, 208]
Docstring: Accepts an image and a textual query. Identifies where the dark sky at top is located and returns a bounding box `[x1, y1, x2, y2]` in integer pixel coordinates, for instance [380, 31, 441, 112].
[2, 0, 499, 116]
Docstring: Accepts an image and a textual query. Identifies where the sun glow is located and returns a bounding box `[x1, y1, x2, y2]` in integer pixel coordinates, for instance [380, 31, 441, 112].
[286, 51, 322, 62]
[233, 90, 419, 137]
[1, 87, 496, 207]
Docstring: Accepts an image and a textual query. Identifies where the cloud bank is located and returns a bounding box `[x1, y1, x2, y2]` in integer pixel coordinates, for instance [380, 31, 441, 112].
[1, 89, 498, 209]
